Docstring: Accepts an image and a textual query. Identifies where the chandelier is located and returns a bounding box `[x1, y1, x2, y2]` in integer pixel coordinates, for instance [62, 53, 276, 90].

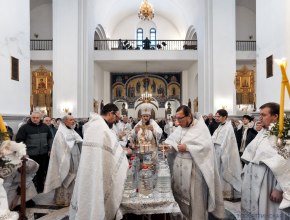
[138, 0, 154, 21]
[140, 62, 154, 103]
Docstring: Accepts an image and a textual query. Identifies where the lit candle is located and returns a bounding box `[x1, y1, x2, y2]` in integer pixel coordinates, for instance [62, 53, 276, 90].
[0, 113, 9, 140]
[276, 59, 290, 135]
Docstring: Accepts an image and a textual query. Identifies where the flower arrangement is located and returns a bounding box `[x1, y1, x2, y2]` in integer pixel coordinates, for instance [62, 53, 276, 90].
[266, 116, 290, 159]
[0, 140, 26, 178]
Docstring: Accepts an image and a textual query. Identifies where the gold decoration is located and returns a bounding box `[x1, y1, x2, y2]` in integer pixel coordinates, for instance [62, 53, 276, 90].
[235, 65, 255, 105]
[31, 65, 53, 117]
[138, 0, 154, 21]
[194, 97, 198, 113]
[94, 99, 99, 114]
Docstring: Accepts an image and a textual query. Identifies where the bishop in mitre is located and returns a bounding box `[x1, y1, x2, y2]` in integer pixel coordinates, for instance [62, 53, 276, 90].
[69, 104, 128, 220]
[163, 105, 225, 220]
[241, 102, 290, 219]
[44, 115, 82, 206]
[131, 103, 163, 155]
[212, 109, 242, 200]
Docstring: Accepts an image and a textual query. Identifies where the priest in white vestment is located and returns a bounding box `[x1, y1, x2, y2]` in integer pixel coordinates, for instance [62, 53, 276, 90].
[164, 105, 225, 220]
[241, 102, 290, 219]
[212, 109, 242, 200]
[69, 104, 128, 220]
[130, 103, 162, 153]
[44, 115, 82, 206]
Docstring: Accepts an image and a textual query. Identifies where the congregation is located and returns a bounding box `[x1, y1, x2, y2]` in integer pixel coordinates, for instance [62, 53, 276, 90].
[1, 101, 289, 220]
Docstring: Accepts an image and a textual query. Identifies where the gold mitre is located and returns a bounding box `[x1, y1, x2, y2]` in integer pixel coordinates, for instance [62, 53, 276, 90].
[140, 103, 152, 115]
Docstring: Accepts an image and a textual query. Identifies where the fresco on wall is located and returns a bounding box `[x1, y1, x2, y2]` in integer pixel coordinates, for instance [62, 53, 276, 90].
[111, 73, 181, 108]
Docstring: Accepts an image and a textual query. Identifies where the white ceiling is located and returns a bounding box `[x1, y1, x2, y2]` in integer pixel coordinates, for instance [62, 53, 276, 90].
[95, 60, 196, 72]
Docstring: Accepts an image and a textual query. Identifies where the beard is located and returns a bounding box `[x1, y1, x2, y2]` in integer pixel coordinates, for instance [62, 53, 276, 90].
[145, 119, 150, 126]
[108, 122, 114, 129]
[70, 123, 76, 129]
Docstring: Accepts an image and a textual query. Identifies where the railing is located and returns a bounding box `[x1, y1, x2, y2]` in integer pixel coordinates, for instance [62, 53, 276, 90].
[30, 40, 53, 50]
[236, 41, 256, 51]
[94, 40, 198, 51]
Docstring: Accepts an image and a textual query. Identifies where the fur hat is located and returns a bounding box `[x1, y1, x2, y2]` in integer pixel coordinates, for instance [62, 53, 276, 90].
[140, 103, 152, 116]
[243, 115, 252, 122]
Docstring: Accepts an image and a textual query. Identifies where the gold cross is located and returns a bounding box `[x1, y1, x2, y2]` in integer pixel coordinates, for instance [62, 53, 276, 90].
[137, 119, 147, 140]
[159, 141, 168, 159]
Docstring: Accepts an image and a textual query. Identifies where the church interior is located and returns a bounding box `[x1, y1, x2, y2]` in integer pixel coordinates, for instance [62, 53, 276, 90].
[1, 0, 290, 219]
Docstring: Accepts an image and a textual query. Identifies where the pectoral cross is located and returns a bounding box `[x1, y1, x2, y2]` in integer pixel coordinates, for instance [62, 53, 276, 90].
[138, 119, 147, 140]
[159, 141, 168, 159]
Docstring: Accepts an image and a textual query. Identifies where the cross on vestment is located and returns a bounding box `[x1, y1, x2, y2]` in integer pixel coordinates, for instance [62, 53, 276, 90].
[159, 141, 168, 159]
[137, 119, 147, 140]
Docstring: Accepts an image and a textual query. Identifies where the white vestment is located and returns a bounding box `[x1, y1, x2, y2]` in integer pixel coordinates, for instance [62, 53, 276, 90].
[241, 128, 290, 219]
[212, 121, 242, 200]
[112, 124, 127, 147]
[131, 119, 162, 147]
[69, 113, 128, 220]
[44, 122, 82, 206]
[165, 113, 225, 220]
[164, 123, 170, 135]
[4, 159, 39, 206]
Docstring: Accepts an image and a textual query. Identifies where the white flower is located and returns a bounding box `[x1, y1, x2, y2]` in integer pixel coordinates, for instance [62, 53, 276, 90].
[286, 140, 290, 146]
[268, 123, 275, 130]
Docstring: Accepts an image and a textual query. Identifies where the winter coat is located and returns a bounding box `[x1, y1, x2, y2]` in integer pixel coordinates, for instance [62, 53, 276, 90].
[208, 120, 220, 136]
[16, 119, 53, 156]
[235, 122, 257, 153]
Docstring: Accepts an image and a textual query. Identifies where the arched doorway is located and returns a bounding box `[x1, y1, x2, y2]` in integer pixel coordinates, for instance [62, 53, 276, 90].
[138, 109, 155, 120]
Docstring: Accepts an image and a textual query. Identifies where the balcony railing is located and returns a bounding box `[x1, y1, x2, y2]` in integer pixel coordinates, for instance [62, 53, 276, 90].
[29, 40, 257, 51]
[30, 40, 53, 50]
[94, 40, 198, 51]
[236, 41, 256, 51]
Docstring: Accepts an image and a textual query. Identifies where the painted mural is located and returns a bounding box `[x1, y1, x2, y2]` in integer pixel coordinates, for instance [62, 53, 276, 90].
[111, 72, 181, 108]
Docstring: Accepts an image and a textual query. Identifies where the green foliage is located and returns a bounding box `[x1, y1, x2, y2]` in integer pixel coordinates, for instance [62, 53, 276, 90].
[0, 130, 10, 145]
[266, 115, 290, 145]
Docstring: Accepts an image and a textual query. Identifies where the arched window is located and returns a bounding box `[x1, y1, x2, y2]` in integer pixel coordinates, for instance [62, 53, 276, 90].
[150, 28, 156, 48]
[137, 28, 143, 50]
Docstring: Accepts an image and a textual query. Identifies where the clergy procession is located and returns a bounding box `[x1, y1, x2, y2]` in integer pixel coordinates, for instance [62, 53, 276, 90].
[0, 102, 290, 220]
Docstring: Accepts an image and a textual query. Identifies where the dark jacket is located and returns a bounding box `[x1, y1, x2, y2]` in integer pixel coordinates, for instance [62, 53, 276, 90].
[49, 124, 57, 139]
[208, 120, 220, 136]
[205, 118, 216, 127]
[16, 119, 53, 156]
[245, 129, 258, 147]
[6, 126, 14, 140]
[236, 125, 257, 152]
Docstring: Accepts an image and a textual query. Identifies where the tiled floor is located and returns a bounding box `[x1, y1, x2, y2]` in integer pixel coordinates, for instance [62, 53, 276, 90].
[24, 191, 68, 220]
[24, 191, 241, 220]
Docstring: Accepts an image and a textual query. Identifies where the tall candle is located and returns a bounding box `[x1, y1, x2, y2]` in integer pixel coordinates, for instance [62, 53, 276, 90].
[0, 113, 9, 140]
[276, 60, 289, 135]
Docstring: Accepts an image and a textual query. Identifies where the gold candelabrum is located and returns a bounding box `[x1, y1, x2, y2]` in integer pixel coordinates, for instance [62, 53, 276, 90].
[136, 119, 154, 153]
[140, 92, 154, 103]
[240, 104, 249, 114]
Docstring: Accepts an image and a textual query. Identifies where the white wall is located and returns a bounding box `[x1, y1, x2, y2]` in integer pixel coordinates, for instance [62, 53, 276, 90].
[30, 3, 53, 39]
[236, 6, 256, 41]
[0, 0, 30, 115]
[94, 63, 105, 110]
[256, 0, 290, 110]
[53, 0, 95, 118]
[111, 14, 181, 40]
[187, 62, 198, 109]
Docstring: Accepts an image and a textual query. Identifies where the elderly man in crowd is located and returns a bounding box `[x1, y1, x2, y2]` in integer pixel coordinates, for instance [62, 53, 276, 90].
[44, 115, 83, 206]
[16, 112, 52, 193]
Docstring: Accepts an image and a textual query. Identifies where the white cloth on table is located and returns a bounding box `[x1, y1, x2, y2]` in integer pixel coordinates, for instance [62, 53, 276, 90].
[212, 121, 242, 200]
[69, 113, 128, 220]
[165, 113, 226, 220]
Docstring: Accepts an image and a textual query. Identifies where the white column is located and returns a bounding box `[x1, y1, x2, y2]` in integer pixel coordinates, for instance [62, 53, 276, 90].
[53, 0, 94, 118]
[104, 71, 111, 105]
[256, 0, 290, 110]
[198, 0, 236, 115]
[182, 71, 189, 105]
